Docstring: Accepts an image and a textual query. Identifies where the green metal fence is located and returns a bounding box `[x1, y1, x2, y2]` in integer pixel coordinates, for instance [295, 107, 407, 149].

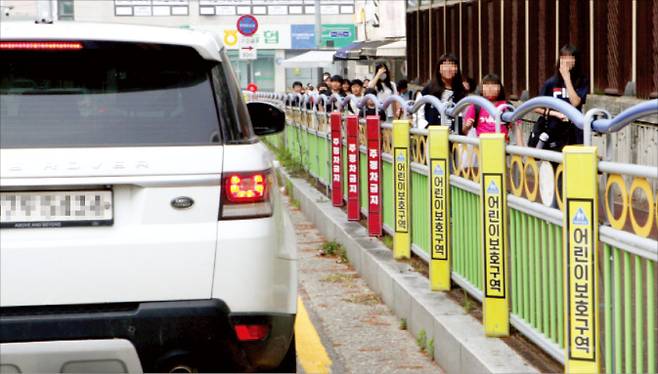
[271, 99, 657, 373]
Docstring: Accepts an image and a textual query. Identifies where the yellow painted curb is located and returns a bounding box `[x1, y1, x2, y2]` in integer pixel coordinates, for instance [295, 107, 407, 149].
[295, 297, 332, 373]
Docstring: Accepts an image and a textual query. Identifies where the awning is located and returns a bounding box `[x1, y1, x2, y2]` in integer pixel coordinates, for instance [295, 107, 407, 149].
[334, 39, 399, 60]
[333, 41, 364, 60]
[361, 38, 403, 57]
[376, 39, 406, 57]
[281, 51, 337, 69]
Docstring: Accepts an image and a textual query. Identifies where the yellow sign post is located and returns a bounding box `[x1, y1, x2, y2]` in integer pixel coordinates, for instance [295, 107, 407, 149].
[392, 120, 410, 259]
[428, 127, 451, 291]
[563, 146, 599, 374]
[479, 133, 509, 337]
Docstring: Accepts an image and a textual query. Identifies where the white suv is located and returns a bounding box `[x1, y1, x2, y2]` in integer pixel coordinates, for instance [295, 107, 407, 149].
[0, 22, 297, 373]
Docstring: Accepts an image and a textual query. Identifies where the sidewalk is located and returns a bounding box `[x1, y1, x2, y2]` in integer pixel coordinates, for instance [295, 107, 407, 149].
[279, 166, 539, 374]
[288, 192, 442, 373]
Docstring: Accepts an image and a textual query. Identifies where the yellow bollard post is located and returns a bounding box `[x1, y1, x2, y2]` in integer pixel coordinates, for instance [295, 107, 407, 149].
[392, 120, 410, 259]
[563, 146, 599, 374]
[479, 133, 509, 337]
[428, 126, 451, 291]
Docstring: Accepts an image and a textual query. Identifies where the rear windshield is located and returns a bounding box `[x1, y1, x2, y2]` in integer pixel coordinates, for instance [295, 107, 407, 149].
[0, 41, 222, 148]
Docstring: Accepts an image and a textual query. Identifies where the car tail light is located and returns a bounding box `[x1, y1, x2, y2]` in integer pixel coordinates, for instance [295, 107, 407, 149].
[233, 324, 270, 342]
[0, 41, 83, 50]
[220, 170, 273, 219]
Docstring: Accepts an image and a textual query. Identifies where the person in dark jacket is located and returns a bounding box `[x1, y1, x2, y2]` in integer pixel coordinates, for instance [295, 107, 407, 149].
[530, 44, 589, 150]
[420, 53, 467, 127]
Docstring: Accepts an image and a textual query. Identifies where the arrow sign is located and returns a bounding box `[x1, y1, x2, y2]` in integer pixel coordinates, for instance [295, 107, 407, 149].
[239, 45, 257, 60]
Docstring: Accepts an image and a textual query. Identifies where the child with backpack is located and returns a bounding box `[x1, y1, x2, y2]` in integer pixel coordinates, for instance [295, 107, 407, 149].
[462, 74, 524, 146]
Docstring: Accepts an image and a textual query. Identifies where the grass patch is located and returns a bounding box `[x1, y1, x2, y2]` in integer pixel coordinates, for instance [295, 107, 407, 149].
[416, 329, 427, 352]
[321, 273, 356, 283]
[283, 180, 300, 208]
[265, 141, 305, 177]
[415, 330, 434, 358]
[427, 338, 435, 359]
[320, 241, 348, 263]
[462, 289, 475, 313]
[399, 318, 407, 330]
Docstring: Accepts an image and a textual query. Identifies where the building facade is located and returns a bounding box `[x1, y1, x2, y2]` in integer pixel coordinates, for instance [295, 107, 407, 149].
[404, 0, 657, 167]
[405, 0, 657, 100]
[0, 0, 359, 92]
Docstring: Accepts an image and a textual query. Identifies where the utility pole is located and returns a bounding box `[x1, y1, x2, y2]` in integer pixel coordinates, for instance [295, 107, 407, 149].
[314, 0, 321, 48]
[314, 0, 322, 79]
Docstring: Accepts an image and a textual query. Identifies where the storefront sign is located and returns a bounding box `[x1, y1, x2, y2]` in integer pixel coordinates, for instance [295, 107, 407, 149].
[198, 24, 291, 49]
[320, 24, 356, 48]
[291, 24, 316, 49]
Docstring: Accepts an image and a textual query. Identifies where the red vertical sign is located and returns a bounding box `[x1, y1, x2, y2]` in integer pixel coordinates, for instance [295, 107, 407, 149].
[330, 112, 343, 207]
[366, 115, 382, 236]
[346, 115, 360, 220]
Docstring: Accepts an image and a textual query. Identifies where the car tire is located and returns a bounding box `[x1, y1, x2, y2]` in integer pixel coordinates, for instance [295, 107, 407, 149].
[272, 334, 297, 373]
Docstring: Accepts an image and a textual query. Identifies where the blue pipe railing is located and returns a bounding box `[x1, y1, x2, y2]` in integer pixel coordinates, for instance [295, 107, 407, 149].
[254, 91, 658, 142]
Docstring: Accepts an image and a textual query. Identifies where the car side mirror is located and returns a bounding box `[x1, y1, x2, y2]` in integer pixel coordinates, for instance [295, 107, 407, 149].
[247, 101, 285, 136]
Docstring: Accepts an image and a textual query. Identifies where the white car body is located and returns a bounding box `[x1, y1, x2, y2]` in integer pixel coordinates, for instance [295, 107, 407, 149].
[0, 21, 297, 373]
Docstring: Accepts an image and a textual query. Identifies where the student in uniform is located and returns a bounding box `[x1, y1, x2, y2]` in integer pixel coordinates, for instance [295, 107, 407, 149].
[529, 44, 588, 150]
[327, 75, 346, 112]
[348, 79, 364, 115]
[316, 82, 329, 112]
[289, 81, 303, 106]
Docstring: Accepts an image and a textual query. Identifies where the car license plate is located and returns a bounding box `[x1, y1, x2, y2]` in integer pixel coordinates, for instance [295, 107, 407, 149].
[0, 190, 113, 228]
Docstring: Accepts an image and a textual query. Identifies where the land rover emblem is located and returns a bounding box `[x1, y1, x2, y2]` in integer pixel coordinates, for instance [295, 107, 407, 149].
[171, 197, 194, 209]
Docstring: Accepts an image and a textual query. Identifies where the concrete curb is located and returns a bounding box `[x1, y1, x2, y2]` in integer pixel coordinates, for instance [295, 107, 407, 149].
[278, 168, 539, 374]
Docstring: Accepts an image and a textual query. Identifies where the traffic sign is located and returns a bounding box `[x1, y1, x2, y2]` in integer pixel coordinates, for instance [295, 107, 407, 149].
[239, 44, 257, 60]
[236, 15, 258, 36]
[246, 83, 258, 93]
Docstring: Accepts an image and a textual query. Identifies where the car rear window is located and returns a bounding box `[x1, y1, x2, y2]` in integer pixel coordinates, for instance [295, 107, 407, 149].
[0, 41, 222, 148]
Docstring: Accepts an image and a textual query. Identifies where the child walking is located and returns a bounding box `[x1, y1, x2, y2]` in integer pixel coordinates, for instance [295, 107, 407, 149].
[462, 74, 524, 146]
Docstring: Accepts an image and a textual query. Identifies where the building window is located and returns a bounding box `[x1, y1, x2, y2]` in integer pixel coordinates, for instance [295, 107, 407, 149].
[58, 0, 74, 20]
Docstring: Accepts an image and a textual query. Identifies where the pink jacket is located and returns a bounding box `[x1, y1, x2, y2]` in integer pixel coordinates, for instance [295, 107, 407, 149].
[464, 100, 519, 138]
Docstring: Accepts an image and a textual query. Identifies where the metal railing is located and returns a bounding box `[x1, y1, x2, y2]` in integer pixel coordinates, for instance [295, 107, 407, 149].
[252, 91, 657, 374]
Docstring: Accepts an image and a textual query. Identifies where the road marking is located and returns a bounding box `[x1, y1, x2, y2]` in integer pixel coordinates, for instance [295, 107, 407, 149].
[295, 297, 332, 373]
